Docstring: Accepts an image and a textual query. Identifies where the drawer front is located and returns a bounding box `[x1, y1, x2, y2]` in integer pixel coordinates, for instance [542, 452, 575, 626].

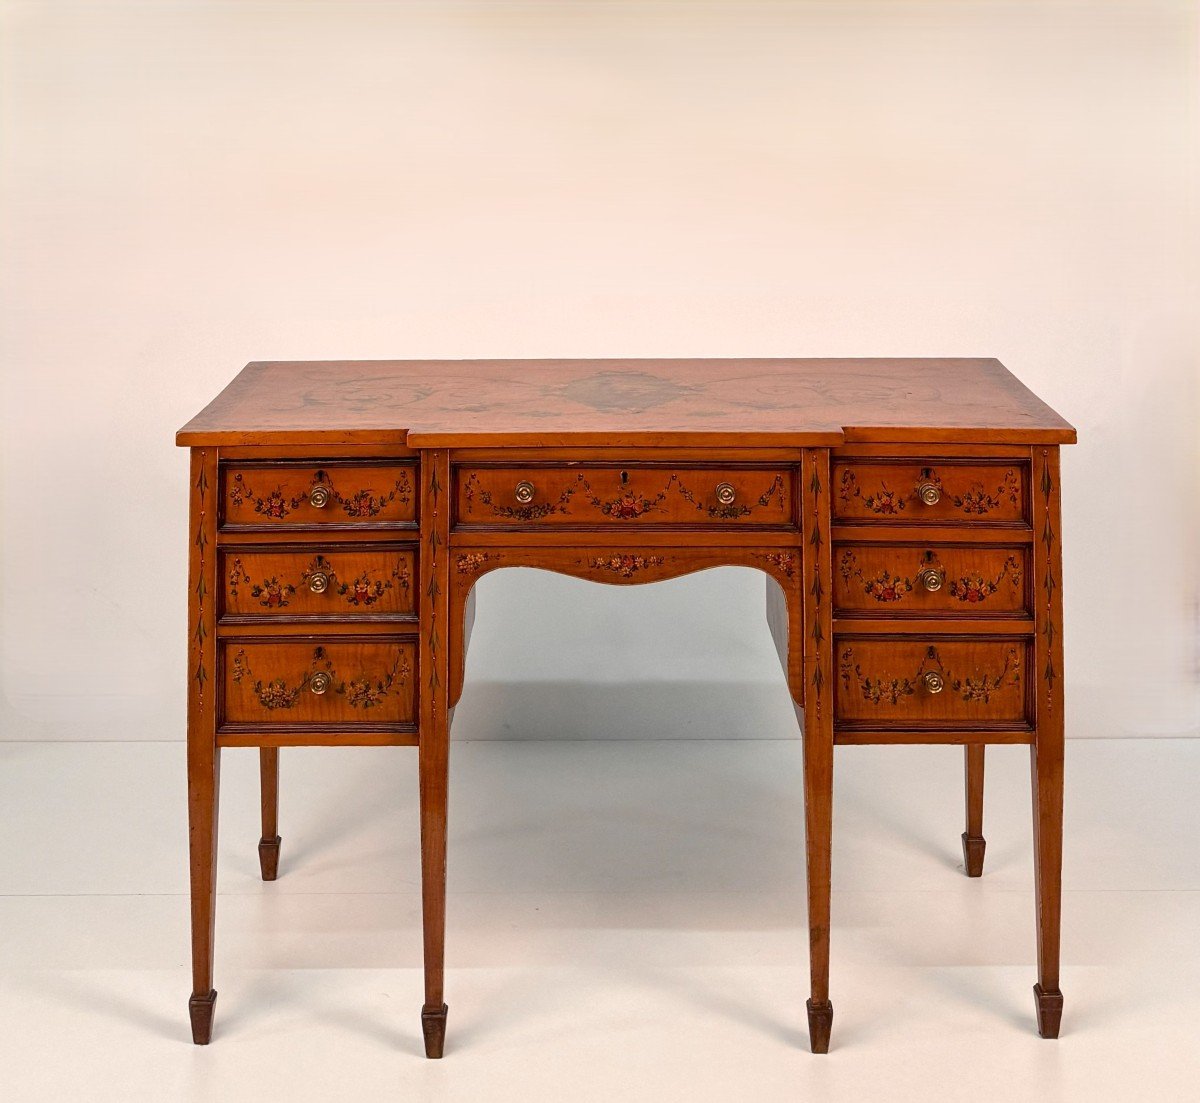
[221, 461, 417, 529]
[220, 545, 416, 621]
[835, 543, 1029, 616]
[221, 640, 417, 728]
[454, 464, 795, 528]
[835, 638, 1030, 729]
[833, 460, 1028, 525]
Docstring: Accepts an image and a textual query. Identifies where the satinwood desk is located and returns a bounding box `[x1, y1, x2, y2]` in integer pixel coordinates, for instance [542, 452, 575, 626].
[177, 358, 1075, 1055]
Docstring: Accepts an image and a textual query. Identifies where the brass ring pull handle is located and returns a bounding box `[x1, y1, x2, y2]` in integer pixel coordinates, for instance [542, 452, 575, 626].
[916, 567, 944, 592]
[715, 482, 736, 506]
[309, 670, 333, 695]
[308, 570, 330, 594]
[917, 481, 941, 506]
[514, 480, 535, 505]
[922, 670, 945, 695]
[309, 485, 331, 509]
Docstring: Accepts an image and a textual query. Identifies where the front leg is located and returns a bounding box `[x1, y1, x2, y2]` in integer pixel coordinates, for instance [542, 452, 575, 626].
[418, 450, 451, 1057]
[1031, 447, 1066, 1038]
[801, 449, 835, 1053]
[186, 447, 220, 1044]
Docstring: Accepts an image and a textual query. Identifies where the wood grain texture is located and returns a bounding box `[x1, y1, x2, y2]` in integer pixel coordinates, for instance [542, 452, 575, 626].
[453, 462, 795, 530]
[176, 359, 1076, 448]
[1031, 446, 1066, 1036]
[962, 744, 986, 878]
[186, 448, 220, 1044]
[418, 451, 451, 1058]
[833, 458, 1030, 526]
[834, 542, 1030, 618]
[219, 544, 416, 623]
[800, 448, 835, 1052]
[219, 638, 417, 729]
[834, 637, 1032, 731]
[257, 747, 281, 881]
[220, 460, 416, 531]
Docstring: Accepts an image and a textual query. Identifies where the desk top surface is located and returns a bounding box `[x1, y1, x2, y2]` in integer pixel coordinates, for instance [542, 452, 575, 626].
[177, 358, 1075, 448]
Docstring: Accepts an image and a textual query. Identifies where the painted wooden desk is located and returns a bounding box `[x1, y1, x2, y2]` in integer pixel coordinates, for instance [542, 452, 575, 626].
[177, 358, 1075, 1055]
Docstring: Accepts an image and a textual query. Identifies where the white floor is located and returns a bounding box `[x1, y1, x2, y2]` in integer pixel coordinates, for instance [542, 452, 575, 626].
[1, 736, 1197, 1102]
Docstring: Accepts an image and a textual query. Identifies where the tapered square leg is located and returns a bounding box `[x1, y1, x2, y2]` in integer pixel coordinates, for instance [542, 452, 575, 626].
[189, 989, 218, 1045]
[186, 449, 221, 1045]
[801, 449, 835, 1055]
[1030, 447, 1066, 1039]
[419, 451, 452, 1058]
[962, 744, 986, 877]
[258, 747, 281, 881]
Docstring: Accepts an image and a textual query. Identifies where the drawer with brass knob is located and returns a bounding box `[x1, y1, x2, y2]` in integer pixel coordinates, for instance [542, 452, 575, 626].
[220, 461, 417, 531]
[453, 464, 795, 529]
[218, 545, 416, 622]
[219, 639, 417, 731]
[834, 637, 1032, 731]
[833, 543, 1030, 617]
[832, 460, 1029, 526]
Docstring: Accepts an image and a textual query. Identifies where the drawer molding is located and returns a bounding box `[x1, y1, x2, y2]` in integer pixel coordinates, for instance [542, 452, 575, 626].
[839, 642, 1021, 706]
[230, 644, 410, 712]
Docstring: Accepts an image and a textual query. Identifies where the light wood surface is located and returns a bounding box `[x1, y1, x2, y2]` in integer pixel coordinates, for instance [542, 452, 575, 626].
[177, 359, 1076, 448]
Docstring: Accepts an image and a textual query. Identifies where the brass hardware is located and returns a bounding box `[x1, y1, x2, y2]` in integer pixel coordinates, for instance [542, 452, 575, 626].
[309, 671, 332, 695]
[715, 482, 736, 506]
[917, 477, 941, 506]
[308, 570, 330, 594]
[620, 470, 630, 485]
[514, 480, 535, 505]
[922, 670, 945, 694]
[917, 567, 944, 592]
[309, 485, 331, 509]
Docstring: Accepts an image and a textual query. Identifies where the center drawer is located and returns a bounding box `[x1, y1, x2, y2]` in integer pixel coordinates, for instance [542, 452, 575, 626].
[453, 464, 795, 528]
[219, 639, 417, 730]
[218, 544, 416, 622]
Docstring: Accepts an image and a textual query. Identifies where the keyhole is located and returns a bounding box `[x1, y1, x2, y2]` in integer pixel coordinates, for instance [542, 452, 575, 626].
[620, 470, 630, 485]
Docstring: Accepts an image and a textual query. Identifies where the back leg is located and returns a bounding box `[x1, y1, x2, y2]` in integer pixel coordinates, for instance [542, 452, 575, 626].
[961, 743, 985, 877]
[258, 748, 281, 881]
